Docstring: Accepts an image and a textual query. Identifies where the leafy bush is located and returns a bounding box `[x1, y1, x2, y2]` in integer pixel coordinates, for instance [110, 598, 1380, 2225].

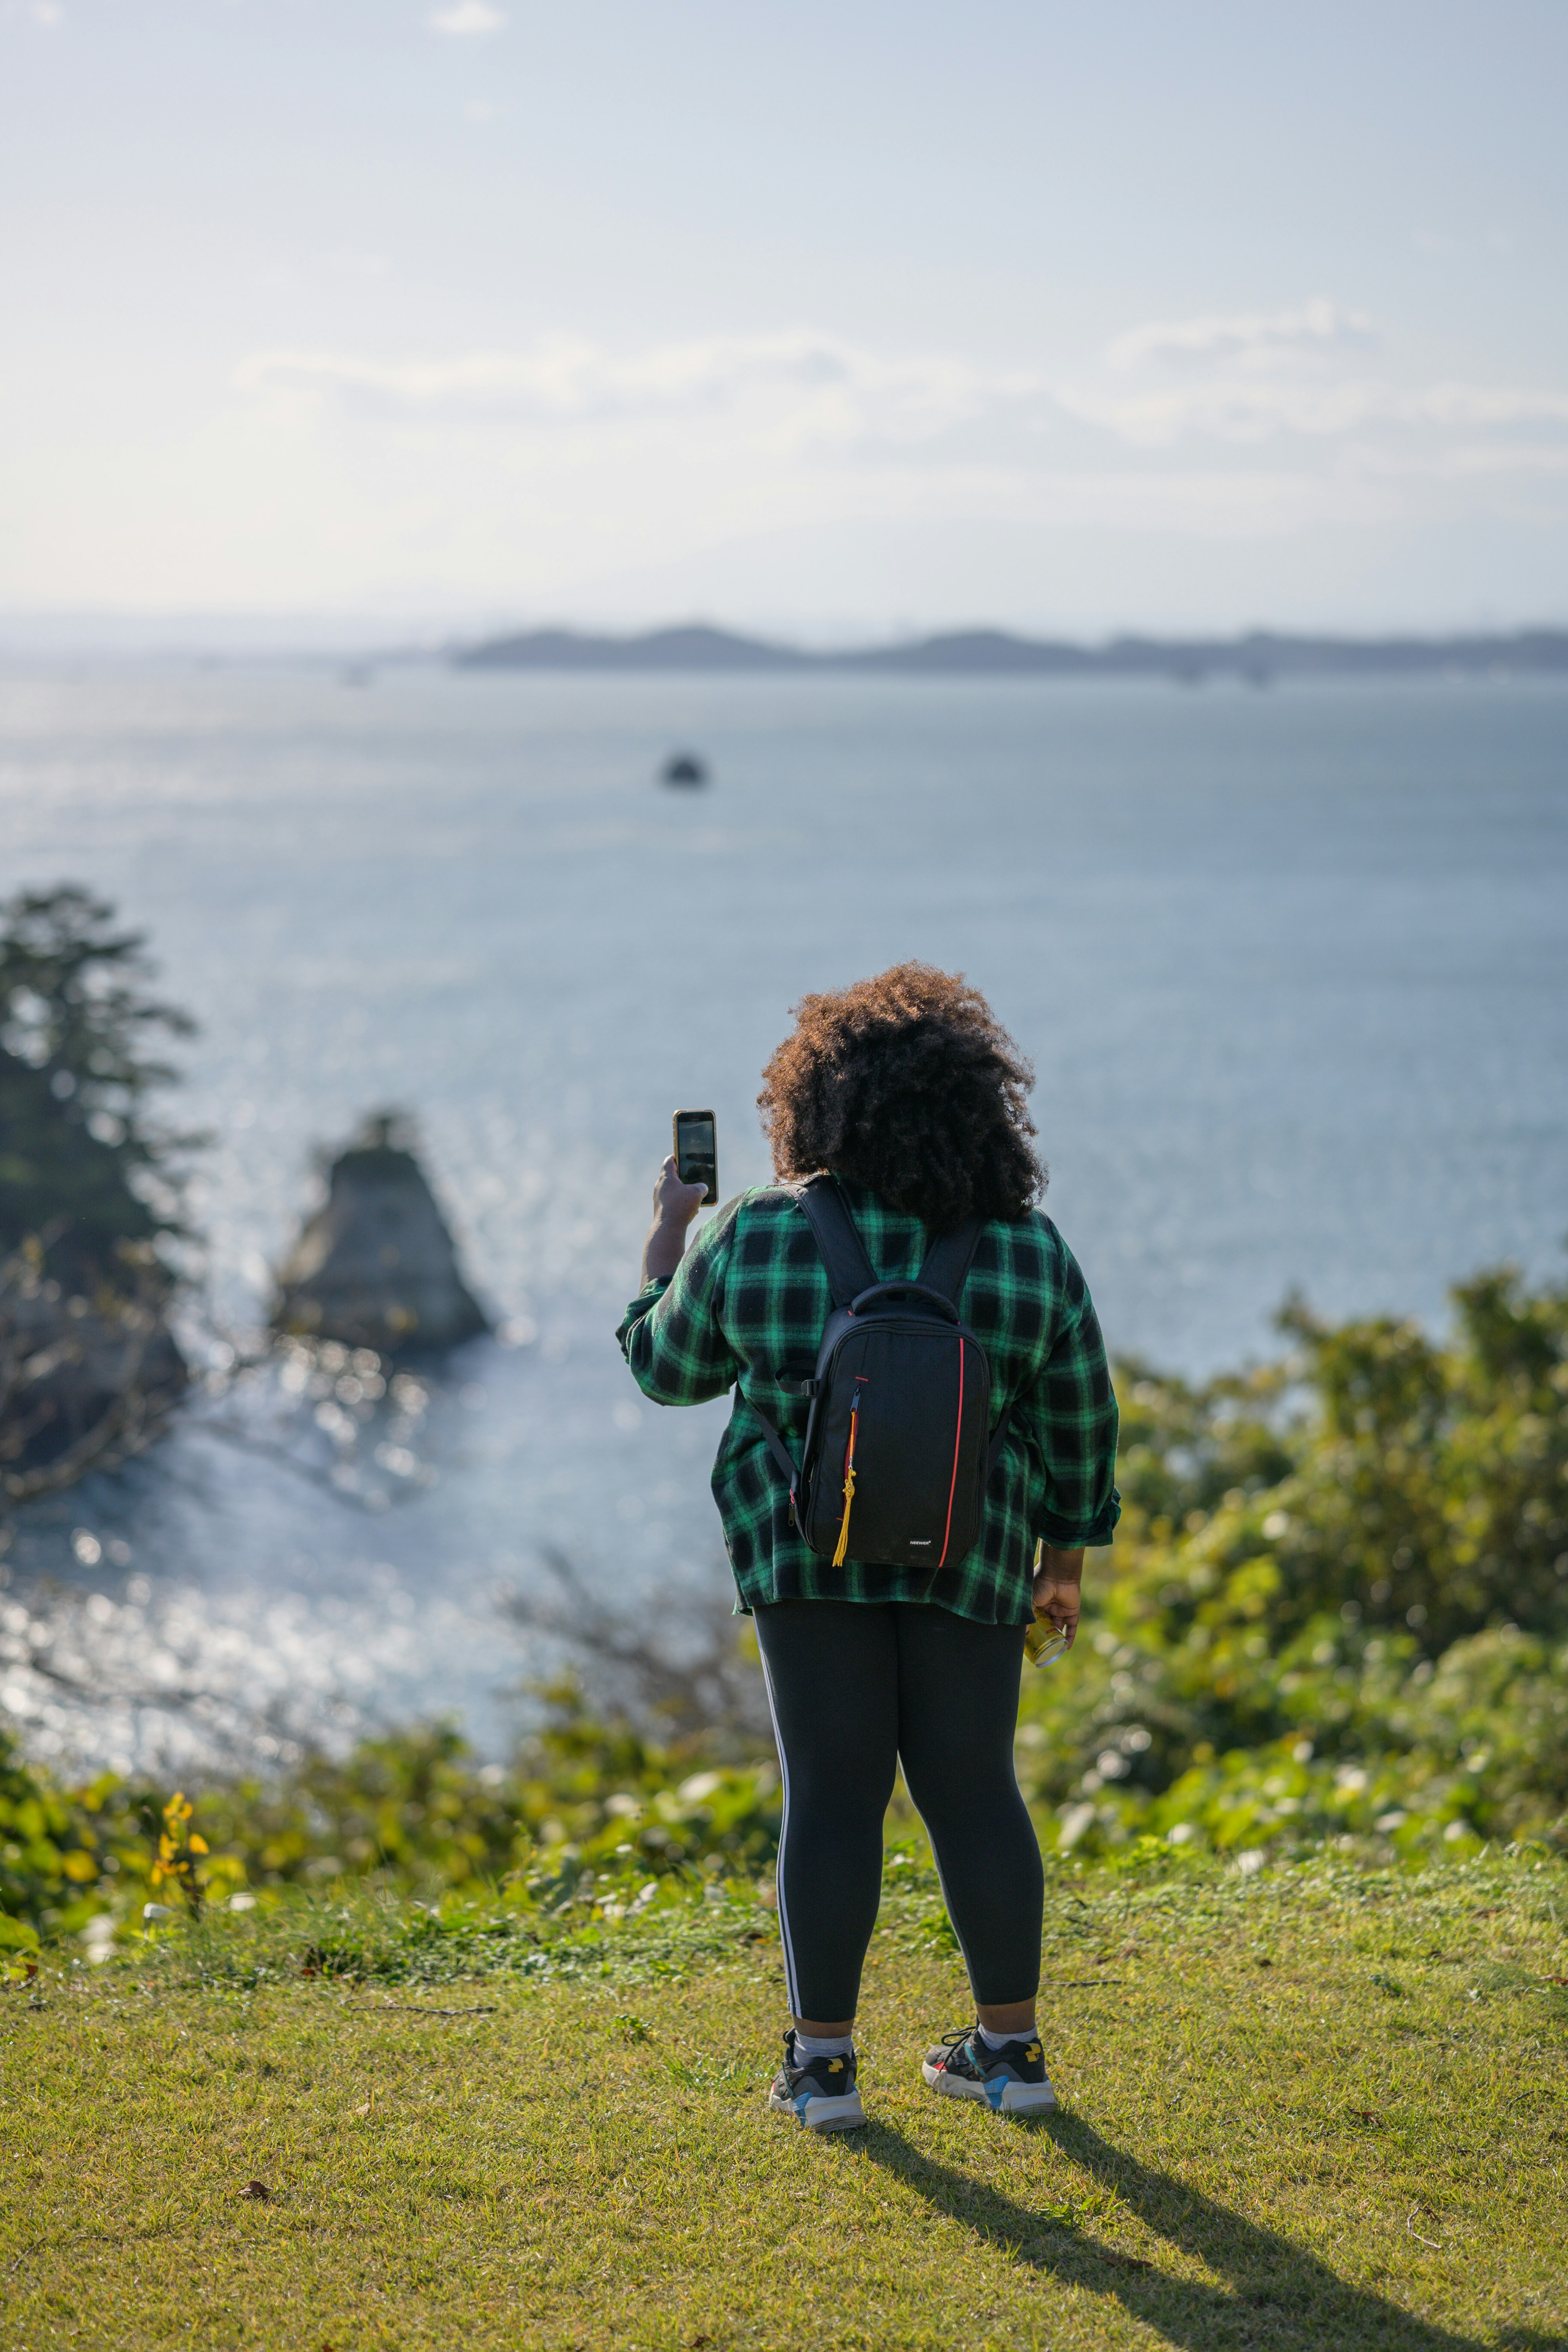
[0, 1721, 146, 1958]
[1018, 1265, 1568, 1857]
[0, 1697, 781, 1956]
[169, 1701, 780, 1897]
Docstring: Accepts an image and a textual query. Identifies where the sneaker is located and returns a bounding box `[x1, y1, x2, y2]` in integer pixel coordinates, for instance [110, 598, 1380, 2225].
[766, 2031, 866, 2132]
[922, 2025, 1057, 2115]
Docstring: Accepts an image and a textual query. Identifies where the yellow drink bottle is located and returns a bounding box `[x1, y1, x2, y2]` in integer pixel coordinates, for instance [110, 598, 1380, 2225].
[1024, 1537, 1071, 1668]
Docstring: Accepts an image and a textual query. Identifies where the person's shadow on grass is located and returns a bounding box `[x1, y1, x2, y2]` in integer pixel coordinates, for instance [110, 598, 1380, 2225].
[859, 2112, 1553, 2352]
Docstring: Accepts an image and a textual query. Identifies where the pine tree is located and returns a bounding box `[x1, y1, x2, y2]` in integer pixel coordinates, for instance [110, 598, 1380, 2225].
[0, 885, 198, 1291]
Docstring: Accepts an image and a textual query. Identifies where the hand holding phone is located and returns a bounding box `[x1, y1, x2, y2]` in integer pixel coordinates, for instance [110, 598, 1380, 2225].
[673, 1109, 718, 1206]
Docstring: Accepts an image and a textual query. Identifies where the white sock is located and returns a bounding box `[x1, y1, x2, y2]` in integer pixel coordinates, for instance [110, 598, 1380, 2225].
[792, 2030, 853, 2060]
[977, 2023, 1028, 2051]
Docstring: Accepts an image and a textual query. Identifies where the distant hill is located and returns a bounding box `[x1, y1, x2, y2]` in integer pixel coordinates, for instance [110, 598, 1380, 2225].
[457, 624, 810, 673]
[455, 623, 1568, 680]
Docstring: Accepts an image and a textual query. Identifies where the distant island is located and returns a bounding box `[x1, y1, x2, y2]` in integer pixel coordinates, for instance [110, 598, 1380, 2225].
[454, 622, 1568, 682]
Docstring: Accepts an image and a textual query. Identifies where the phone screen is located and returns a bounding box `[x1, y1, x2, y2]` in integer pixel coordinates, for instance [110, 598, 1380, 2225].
[673, 1110, 718, 1205]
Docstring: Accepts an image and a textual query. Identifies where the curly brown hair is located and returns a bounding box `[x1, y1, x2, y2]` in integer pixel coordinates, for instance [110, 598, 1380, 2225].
[757, 962, 1043, 1230]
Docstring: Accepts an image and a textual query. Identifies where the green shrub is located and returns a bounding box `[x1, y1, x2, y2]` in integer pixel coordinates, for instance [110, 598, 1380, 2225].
[0, 1722, 144, 1953]
[1, 1695, 782, 1952]
[1018, 1264, 1568, 1858]
[172, 1702, 780, 1897]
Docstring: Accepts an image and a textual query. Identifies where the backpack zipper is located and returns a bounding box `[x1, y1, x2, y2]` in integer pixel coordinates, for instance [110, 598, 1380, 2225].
[830, 1375, 868, 1568]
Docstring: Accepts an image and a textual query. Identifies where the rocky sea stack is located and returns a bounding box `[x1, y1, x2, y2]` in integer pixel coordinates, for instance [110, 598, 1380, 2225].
[272, 1115, 488, 1354]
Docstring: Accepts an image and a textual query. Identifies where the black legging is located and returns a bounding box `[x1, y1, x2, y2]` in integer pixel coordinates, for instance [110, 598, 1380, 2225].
[753, 1599, 1044, 2022]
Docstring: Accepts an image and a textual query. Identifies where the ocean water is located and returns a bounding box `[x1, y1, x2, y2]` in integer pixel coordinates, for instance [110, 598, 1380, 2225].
[2, 664, 1566, 1765]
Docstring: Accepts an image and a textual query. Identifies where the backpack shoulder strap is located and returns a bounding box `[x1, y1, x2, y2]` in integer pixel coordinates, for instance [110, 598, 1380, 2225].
[746, 1398, 804, 1499]
[796, 1174, 878, 1310]
[917, 1219, 982, 1309]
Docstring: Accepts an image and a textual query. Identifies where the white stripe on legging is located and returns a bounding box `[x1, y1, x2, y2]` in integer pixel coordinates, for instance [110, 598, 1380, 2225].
[757, 1642, 802, 2018]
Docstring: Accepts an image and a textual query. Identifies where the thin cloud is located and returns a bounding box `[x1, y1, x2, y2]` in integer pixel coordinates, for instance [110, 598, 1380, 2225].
[1069, 298, 1568, 450]
[1062, 373, 1568, 448]
[235, 332, 1040, 450]
[428, 2, 507, 34]
[1107, 298, 1375, 373]
[234, 322, 1568, 482]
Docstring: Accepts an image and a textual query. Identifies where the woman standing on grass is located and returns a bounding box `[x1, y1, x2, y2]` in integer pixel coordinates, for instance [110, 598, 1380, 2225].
[617, 964, 1118, 2129]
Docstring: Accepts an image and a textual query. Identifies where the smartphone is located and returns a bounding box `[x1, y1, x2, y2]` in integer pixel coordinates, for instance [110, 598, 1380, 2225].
[673, 1109, 719, 1205]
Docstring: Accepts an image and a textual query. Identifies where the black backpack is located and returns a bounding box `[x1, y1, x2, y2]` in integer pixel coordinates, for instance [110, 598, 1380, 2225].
[750, 1176, 1011, 1578]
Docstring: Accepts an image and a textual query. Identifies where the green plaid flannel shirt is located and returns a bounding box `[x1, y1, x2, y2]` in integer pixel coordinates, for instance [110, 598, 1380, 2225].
[616, 1178, 1119, 1623]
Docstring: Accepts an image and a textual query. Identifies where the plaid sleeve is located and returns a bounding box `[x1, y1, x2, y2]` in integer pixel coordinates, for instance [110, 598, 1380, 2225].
[615, 1199, 743, 1406]
[1016, 1243, 1120, 1549]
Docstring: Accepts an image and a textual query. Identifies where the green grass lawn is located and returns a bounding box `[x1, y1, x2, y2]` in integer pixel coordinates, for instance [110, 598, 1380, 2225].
[4, 1855, 1566, 2351]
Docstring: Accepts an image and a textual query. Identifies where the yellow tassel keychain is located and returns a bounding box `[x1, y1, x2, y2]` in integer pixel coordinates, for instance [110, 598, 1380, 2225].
[831, 1381, 866, 1568]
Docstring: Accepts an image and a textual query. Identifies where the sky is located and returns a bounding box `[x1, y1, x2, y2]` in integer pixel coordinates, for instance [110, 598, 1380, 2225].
[3, 0, 1568, 641]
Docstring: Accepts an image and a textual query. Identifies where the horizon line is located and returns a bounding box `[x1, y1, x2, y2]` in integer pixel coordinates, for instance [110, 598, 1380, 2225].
[4, 613, 1568, 675]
